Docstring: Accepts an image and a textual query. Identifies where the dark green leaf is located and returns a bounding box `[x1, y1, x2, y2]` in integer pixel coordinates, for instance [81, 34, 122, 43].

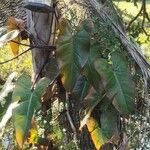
[100, 104, 119, 139]
[44, 57, 60, 82]
[73, 76, 90, 100]
[57, 20, 91, 91]
[83, 42, 102, 91]
[94, 52, 135, 115]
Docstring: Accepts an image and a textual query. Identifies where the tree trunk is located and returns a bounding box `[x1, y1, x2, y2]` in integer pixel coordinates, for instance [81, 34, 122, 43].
[27, 10, 55, 83]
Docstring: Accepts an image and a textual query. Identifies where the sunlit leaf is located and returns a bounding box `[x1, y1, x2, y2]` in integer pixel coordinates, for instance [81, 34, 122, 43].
[7, 17, 25, 56]
[27, 118, 38, 144]
[57, 19, 92, 91]
[12, 75, 50, 148]
[9, 37, 20, 56]
[94, 51, 135, 115]
[86, 117, 107, 150]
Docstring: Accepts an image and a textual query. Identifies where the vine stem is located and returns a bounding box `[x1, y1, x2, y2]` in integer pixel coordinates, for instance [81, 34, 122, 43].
[65, 92, 80, 150]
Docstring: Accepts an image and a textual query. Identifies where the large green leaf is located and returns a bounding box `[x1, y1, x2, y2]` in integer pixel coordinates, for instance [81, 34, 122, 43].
[57, 19, 91, 92]
[12, 75, 50, 148]
[94, 52, 135, 115]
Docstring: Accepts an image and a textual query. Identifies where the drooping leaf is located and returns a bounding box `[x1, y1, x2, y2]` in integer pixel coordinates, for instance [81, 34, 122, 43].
[80, 86, 104, 131]
[12, 75, 50, 148]
[7, 17, 25, 31]
[94, 51, 135, 115]
[57, 19, 92, 91]
[86, 117, 107, 150]
[81, 98, 120, 149]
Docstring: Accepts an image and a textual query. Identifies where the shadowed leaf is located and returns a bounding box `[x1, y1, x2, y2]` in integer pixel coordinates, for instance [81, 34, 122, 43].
[94, 51, 135, 115]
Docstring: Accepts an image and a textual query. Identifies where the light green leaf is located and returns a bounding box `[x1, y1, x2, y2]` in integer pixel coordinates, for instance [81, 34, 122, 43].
[12, 75, 31, 102]
[12, 75, 50, 148]
[94, 52, 135, 115]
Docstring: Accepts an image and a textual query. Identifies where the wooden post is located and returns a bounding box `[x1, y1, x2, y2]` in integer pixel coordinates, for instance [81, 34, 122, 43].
[27, 10, 55, 82]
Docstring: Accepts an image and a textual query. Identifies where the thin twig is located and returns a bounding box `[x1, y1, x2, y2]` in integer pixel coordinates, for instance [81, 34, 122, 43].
[0, 47, 31, 65]
[11, 40, 56, 50]
[126, 2, 143, 30]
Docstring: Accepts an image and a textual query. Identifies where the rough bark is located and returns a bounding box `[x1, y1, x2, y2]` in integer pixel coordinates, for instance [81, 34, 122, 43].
[0, 0, 26, 26]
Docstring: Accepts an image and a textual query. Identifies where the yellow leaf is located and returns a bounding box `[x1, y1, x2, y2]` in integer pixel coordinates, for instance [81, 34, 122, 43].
[27, 118, 38, 144]
[9, 36, 20, 56]
[86, 117, 107, 150]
